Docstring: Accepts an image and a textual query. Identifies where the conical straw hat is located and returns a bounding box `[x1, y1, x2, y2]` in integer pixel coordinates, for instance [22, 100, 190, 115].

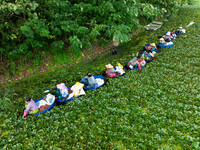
[106, 63, 113, 68]
[150, 43, 156, 47]
[159, 38, 164, 41]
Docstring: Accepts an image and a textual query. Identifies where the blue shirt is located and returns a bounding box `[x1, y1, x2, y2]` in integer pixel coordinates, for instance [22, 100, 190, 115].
[86, 76, 97, 88]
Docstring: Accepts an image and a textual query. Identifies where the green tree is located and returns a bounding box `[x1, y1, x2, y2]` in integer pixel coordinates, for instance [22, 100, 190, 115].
[0, 0, 192, 63]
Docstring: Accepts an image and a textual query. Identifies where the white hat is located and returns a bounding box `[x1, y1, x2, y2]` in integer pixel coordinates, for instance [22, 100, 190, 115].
[166, 32, 170, 36]
[106, 63, 113, 69]
[179, 27, 183, 29]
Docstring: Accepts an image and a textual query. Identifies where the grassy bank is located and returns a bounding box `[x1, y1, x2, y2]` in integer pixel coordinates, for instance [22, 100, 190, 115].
[0, 2, 200, 149]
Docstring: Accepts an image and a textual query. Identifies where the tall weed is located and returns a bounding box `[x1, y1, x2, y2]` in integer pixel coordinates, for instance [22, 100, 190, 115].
[0, 88, 15, 112]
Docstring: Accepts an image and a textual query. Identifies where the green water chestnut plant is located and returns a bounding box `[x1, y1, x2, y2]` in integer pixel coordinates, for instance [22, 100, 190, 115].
[0, 88, 16, 112]
[0, 1, 200, 149]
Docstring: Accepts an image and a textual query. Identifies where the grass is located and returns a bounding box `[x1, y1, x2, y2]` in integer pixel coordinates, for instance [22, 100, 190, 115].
[0, 2, 200, 149]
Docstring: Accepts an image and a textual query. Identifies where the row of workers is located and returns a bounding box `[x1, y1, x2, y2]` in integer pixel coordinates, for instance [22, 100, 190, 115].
[22, 26, 187, 117]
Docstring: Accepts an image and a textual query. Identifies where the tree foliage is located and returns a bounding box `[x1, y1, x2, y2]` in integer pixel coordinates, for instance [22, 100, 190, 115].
[0, 0, 192, 62]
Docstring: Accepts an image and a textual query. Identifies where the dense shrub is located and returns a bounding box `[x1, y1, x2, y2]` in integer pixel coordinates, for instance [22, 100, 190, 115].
[0, 0, 192, 62]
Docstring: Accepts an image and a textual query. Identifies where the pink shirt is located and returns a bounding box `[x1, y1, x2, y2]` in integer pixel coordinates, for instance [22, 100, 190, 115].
[106, 69, 116, 78]
[25, 99, 38, 113]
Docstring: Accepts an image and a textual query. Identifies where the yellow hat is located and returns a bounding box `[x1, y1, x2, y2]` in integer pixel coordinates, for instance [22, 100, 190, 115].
[106, 63, 113, 69]
[159, 38, 164, 41]
[150, 43, 156, 47]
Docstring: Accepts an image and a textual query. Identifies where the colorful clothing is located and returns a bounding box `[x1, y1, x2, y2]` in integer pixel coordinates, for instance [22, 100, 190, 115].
[143, 52, 153, 58]
[151, 47, 157, 52]
[55, 88, 69, 100]
[60, 88, 68, 97]
[163, 35, 171, 42]
[171, 31, 176, 38]
[55, 83, 69, 100]
[81, 76, 97, 89]
[23, 99, 39, 117]
[144, 45, 151, 51]
[129, 58, 138, 66]
[137, 59, 146, 67]
[144, 45, 157, 52]
[70, 82, 85, 97]
[127, 58, 146, 69]
[127, 62, 139, 69]
[176, 29, 186, 34]
[127, 58, 139, 69]
[157, 43, 165, 48]
[106, 69, 117, 78]
[24, 99, 38, 113]
[29, 109, 39, 114]
[159, 40, 166, 44]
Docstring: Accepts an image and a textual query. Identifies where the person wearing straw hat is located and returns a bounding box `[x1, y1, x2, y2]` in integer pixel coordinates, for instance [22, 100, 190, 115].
[159, 38, 165, 44]
[163, 32, 172, 42]
[126, 57, 146, 69]
[171, 29, 176, 41]
[126, 57, 139, 69]
[157, 38, 166, 48]
[144, 43, 157, 52]
[105, 64, 119, 78]
[176, 27, 186, 34]
[128, 57, 138, 67]
[140, 50, 154, 62]
[150, 43, 157, 52]
[138, 59, 146, 67]
[144, 44, 151, 52]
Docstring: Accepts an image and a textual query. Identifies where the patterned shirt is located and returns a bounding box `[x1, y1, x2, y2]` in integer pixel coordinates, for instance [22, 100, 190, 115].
[25, 99, 38, 113]
[129, 58, 138, 66]
[106, 69, 117, 78]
